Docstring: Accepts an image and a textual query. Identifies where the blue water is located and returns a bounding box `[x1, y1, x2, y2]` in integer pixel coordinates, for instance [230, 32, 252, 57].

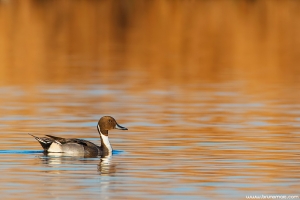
[0, 150, 44, 154]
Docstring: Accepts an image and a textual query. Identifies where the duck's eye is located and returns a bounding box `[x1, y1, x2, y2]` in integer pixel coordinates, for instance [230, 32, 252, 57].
[109, 119, 112, 123]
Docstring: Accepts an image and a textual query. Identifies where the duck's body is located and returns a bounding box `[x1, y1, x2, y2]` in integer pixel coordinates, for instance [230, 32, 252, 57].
[29, 116, 127, 157]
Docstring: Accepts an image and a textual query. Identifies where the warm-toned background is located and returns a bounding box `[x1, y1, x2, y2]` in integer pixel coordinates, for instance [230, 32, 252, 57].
[0, 1, 299, 199]
[0, 0, 299, 85]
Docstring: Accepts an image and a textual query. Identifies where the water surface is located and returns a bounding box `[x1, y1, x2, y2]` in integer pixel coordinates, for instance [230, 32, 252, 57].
[0, 80, 299, 199]
[0, 1, 300, 200]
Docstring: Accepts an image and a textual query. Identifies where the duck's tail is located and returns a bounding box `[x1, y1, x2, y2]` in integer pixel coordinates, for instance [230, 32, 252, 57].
[28, 133, 53, 151]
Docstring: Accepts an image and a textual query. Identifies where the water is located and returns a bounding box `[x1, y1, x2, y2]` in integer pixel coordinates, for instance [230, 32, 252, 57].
[1, 1, 300, 199]
[0, 81, 299, 199]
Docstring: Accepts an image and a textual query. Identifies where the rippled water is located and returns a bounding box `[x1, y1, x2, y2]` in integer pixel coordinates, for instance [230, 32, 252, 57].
[0, 79, 299, 199]
[1, 1, 300, 199]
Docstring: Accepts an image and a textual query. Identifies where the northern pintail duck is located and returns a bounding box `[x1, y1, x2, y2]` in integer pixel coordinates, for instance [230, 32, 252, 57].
[29, 116, 128, 157]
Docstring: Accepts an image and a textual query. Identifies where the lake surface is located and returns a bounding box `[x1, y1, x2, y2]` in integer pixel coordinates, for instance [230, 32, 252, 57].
[0, 79, 299, 199]
[0, 1, 300, 200]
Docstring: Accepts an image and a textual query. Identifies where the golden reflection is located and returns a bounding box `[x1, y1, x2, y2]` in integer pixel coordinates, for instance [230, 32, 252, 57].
[0, 1, 299, 199]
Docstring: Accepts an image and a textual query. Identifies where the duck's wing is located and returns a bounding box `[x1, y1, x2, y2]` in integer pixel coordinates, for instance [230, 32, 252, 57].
[45, 135, 67, 144]
[46, 135, 99, 147]
[64, 138, 101, 156]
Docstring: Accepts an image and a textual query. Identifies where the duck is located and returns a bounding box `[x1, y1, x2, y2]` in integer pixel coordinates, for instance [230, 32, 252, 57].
[29, 116, 128, 157]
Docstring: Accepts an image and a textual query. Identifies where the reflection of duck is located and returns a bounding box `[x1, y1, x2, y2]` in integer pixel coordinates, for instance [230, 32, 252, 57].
[29, 116, 128, 157]
[98, 155, 116, 175]
[39, 153, 117, 175]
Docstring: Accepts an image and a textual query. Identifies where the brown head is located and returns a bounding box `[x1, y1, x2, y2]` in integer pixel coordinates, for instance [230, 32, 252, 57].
[97, 116, 128, 136]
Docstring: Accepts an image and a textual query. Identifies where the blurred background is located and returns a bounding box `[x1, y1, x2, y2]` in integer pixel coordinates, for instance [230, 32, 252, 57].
[1, 0, 299, 85]
[0, 1, 300, 199]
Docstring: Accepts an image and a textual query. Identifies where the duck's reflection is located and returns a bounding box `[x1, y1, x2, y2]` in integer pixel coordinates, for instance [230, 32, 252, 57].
[98, 155, 117, 174]
[39, 152, 117, 175]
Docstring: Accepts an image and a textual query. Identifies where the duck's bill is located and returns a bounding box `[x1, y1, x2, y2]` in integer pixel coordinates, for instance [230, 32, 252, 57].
[115, 123, 128, 130]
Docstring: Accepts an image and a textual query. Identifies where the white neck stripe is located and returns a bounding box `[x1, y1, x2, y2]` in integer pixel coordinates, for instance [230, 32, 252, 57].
[97, 125, 101, 133]
[98, 125, 112, 153]
[101, 133, 112, 152]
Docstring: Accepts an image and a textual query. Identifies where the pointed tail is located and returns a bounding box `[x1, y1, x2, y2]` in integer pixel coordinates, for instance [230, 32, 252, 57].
[28, 133, 53, 151]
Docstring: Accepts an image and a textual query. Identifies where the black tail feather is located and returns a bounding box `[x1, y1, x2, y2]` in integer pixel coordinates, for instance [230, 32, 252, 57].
[28, 133, 53, 151]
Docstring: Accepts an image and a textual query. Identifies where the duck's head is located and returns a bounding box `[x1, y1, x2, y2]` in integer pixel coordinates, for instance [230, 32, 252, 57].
[97, 116, 128, 136]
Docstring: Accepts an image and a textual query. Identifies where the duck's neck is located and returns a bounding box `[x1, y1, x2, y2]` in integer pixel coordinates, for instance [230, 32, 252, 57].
[97, 125, 113, 155]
